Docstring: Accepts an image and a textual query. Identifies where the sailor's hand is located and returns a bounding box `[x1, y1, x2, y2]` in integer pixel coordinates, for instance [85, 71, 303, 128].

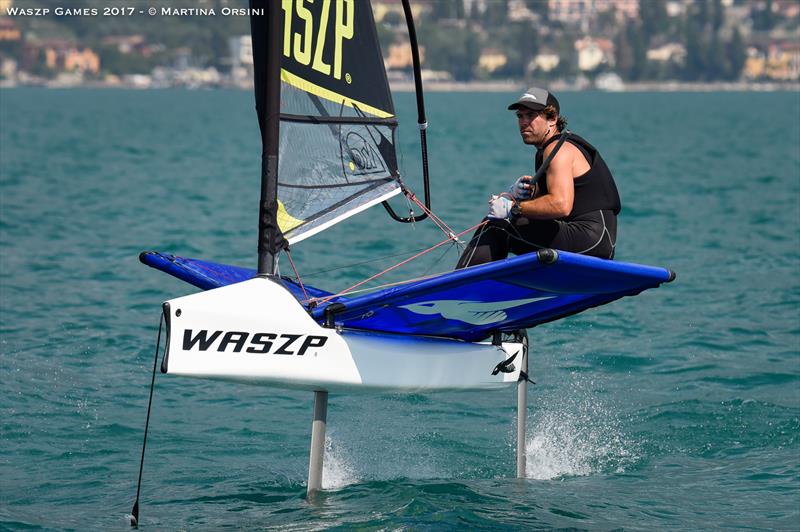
[508, 175, 533, 200]
[487, 194, 514, 219]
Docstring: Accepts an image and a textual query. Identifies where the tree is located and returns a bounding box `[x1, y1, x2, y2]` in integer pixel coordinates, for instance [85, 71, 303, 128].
[640, 0, 668, 41]
[683, 12, 707, 80]
[525, 0, 548, 21]
[548, 31, 579, 79]
[490, 22, 539, 79]
[29, 49, 56, 78]
[382, 11, 403, 27]
[696, 0, 710, 29]
[726, 26, 746, 80]
[376, 21, 396, 56]
[417, 23, 481, 81]
[594, 9, 618, 35]
[711, 0, 724, 32]
[467, 0, 481, 21]
[430, 0, 463, 21]
[484, 0, 509, 27]
[626, 24, 647, 80]
[455, 0, 466, 19]
[454, 29, 481, 80]
[752, 0, 776, 31]
[707, 32, 727, 80]
[614, 26, 634, 79]
[98, 45, 158, 75]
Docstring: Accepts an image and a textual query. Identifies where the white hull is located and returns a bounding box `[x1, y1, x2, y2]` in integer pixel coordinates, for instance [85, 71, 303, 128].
[161, 277, 522, 393]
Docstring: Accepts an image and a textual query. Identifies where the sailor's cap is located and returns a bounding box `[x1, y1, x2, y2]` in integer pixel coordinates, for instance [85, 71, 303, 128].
[508, 87, 560, 113]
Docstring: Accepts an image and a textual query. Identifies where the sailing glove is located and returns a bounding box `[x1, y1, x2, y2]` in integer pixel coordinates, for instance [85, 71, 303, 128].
[487, 194, 516, 220]
[508, 175, 533, 200]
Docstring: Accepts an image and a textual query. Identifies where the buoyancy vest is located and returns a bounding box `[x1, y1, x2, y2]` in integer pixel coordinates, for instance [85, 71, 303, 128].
[535, 132, 622, 219]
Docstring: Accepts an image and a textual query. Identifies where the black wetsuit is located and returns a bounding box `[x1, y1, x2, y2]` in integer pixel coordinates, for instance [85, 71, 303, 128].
[457, 132, 621, 268]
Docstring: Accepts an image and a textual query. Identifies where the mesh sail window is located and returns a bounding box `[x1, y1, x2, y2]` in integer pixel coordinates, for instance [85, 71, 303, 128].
[253, 0, 401, 245]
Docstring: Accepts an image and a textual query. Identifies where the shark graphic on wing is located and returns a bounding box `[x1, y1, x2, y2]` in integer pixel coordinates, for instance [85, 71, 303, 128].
[399, 296, 556, 326]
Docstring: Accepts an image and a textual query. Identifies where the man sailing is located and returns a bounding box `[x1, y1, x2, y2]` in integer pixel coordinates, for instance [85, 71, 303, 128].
[457, 87, 621, 268]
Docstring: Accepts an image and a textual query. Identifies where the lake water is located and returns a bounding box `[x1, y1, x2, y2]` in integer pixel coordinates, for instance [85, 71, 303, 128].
[1, 88, 798, 530]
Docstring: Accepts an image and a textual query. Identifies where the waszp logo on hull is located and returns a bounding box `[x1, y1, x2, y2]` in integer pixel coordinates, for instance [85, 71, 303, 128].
[182, 329, 328, 356]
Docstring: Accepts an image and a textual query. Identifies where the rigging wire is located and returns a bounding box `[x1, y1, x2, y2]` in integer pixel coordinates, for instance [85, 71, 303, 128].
[282, 186, 481, 302]
[405, 191, 461, 245]
[421, 239, 460, 276]
[289, 244, 450, 278]
[301, 267, 453, 300]
[402, 188, 417, 229]
[459, 221, 489, 268]
[129, 314, 164, 528]
[285, 188, 472, 280]
[310, 220, 487, 305]
[285, 250, 309, 302]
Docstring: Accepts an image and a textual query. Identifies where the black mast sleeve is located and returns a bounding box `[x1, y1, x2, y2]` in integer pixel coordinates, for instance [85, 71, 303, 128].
[251, 0, 287, 275]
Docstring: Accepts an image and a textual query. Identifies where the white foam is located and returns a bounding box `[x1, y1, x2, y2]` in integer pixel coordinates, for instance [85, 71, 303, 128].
[321, 434, 359, 490]
[525, 381, 638, 480]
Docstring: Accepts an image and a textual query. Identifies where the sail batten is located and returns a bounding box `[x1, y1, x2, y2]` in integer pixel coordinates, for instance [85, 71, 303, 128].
[281, 70, 394, 119]
[279, 179, 396, 190]
[284, 187, 401, 246]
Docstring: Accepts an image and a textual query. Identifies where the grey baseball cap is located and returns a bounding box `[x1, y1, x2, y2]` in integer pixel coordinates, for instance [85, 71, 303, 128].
[508, 87, 560, 113]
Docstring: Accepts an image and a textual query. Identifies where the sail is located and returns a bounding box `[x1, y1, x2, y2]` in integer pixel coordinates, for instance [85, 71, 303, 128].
[252, 0, 401, 245]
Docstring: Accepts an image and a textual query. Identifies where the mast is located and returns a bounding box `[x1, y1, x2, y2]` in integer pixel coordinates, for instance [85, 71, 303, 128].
[402, 0, 431, 212]
[252, 0, 283, 275]
[382, 0, 432, 224]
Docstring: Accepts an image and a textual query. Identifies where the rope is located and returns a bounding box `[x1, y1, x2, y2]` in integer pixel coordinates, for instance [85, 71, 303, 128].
[280, 186, 480, 307]
[297, 195, 466, 279]
[422, 240, 459, 276]
[405, 191, 463, 247]
[312, 220, 487, 305]
[302, 268, 451, 300]
[459, 220, 490, 267]
[298, 245, 449, 278]
[130, 314, 164, 527]
[285, 250, 309, 302]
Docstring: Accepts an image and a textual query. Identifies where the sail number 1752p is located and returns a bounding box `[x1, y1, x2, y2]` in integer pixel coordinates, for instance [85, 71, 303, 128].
[282, 0, 354, 81]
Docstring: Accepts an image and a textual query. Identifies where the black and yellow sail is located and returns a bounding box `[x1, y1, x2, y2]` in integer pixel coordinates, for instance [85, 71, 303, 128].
[252, 0, 400, 245]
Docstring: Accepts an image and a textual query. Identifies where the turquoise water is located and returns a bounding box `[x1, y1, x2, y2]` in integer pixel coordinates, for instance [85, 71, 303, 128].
[1, 88, 798, 530]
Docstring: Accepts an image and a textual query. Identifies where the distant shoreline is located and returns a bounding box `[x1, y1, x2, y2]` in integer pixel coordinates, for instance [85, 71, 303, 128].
[390, 80, 800, 93]
[1, 79, 798, 92]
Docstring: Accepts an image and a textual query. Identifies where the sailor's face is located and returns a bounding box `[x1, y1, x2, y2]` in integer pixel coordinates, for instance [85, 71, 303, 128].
[516, 108, 552, 146]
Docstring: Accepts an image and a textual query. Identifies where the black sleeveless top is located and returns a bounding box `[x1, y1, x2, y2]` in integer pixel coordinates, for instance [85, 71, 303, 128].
[535, 133, 621, 219]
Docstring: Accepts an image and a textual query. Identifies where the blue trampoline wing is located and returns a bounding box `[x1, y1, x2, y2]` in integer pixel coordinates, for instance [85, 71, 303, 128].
[140, 249, 674, 342]
[138, 251, 338, 303]
[310, 249, 674, 341]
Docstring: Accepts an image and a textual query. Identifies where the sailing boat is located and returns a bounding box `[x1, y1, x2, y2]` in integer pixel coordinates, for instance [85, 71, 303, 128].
[133, 0, 673, 513]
